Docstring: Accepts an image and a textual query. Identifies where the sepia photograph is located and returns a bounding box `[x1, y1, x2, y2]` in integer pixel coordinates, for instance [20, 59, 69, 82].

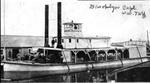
[1, 0, 150, 82]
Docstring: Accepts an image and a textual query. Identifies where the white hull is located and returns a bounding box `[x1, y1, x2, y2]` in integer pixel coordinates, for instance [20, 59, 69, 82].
[1, 57, 150, 80]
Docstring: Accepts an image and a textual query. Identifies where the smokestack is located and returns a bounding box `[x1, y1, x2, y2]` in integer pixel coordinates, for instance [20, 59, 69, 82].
[44, 5, 50, 47]
[56, 2, 63, 48]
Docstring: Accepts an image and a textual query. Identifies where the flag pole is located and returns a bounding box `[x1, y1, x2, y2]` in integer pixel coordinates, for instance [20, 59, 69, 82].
[3, 0, 6, 61]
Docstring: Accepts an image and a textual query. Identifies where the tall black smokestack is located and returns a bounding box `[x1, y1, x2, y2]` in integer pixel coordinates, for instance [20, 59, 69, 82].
[44, 5, 50, 47]
[56, 2, 63, 48]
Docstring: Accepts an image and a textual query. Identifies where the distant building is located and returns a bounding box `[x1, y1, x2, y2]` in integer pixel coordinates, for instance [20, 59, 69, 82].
[0, 35, 50, 60]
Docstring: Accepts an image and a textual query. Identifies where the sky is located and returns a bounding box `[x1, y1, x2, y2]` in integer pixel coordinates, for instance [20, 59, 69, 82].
[1, 0, 150, 42]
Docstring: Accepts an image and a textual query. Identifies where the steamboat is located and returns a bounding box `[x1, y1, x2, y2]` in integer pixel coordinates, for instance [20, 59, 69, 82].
[1, 2, 150, 80]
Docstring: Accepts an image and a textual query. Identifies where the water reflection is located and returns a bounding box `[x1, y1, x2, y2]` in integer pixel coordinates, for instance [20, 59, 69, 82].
[26, 70, 112, 82]
[2, 67, 150, 82]
[116, 67, 150, 82]
[11, 69, 113, 82]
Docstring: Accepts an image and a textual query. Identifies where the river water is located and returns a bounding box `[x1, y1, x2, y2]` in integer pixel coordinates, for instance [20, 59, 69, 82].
[5, 67, 149, 82]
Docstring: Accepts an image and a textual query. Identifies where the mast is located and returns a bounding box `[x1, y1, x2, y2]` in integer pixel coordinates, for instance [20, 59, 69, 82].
[56, 2, 63, 48]
[147, 30, 149, 46]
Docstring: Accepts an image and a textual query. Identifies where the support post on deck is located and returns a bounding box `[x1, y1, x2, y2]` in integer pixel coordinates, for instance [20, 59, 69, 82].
[96, 50, 99, 62]
[3, 48, 6, 61]
[122, 49, 124, 60]
[75, 54, 77, 63]
[105, 50, 108, 61]
[115, 50, 118, 60]
[73, 51, 78, 63]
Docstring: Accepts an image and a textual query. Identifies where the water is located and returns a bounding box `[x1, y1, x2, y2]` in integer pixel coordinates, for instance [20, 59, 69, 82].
[5, 67, 150, 82]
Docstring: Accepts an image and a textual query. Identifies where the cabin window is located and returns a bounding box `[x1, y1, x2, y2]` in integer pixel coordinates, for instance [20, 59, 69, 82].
[11, 48, 19, 60]
[0, 49, 4, 60]
[77, 39, 79, 43]
[64, 25, 67, 28]
[89, 39, 91, 43]
[98, 50, 106, 61]
[77, 51, 90, 62]
[123, 49, 129, 59]
[62, 39, 64, 43]
[79, 25, 81, 28]
[69, 24, 73, 27]
[0, 49, 3, 54]
[107, 50, 116, 61]
[69, 39, 71, 43]
[74, 24, 78, 29]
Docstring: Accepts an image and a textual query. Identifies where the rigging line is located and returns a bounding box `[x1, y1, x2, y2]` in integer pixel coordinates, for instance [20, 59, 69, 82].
[62, 51, 70, 73]
[116, 52, 124, 67]
[108, 60, 150, 77]
[115, 49, 124, 67]
[136, 46, 143, 63]
[85, 50, 92, 61]
[147, 30, 149, 46]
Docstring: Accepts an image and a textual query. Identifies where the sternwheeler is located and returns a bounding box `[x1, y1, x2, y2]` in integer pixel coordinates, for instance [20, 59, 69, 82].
[1, 2, 150, 80]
